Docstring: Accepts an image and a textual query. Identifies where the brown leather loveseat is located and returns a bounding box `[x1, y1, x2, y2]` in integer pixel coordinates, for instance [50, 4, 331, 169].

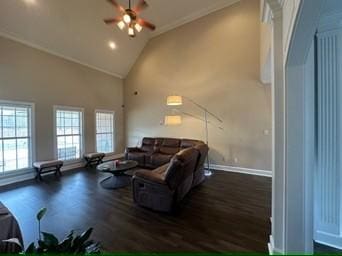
[127, 137, 209, 212]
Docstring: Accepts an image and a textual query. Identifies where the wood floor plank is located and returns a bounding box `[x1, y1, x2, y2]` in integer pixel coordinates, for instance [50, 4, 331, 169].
[0, 169, 271, 252]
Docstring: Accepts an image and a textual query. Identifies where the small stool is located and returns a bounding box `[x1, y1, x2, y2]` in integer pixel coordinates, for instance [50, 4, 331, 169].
[84, 153, 105, 167]
[33, 160, 64, 181]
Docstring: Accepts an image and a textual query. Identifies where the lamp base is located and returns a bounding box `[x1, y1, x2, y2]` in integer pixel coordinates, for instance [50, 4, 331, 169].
[204, 169, 213, 176]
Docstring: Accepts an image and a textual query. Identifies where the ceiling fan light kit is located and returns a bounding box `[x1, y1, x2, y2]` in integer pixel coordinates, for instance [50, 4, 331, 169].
[104, 0, 156, 38]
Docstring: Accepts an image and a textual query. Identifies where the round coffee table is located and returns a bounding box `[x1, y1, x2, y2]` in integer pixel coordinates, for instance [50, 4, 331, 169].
[97, 160, 138, 189]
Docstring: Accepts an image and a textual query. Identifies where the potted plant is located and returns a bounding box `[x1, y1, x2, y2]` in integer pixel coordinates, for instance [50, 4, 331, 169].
[3, 208, 100, 254]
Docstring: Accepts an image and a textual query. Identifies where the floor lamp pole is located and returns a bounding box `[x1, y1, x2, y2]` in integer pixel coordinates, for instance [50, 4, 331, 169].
[167, 95, 222, 177]
[204, 110, 212, 176]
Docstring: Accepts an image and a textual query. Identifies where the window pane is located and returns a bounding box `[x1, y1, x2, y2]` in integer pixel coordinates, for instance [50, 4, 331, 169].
[17, 138, 29, 169]
[0, 142, 3, 172]
[57, 136, 66, 160]
[3, 107, 15, 138]
[3, 139, 17, 172]
[16, 114, 28, 137]
[56, 109, 82, 161]
[0, 104, 31, 174]
[96, 112, 114, 153]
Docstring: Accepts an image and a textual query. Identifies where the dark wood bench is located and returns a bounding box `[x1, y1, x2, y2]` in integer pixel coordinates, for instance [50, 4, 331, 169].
[84, 153, 105, 167]
[33, 160, 63, 181]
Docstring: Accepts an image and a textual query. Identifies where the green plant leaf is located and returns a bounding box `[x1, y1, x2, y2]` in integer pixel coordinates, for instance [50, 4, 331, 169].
[36, 207, 47, 221]
[25, 242, 36, 253]
[85, 241, 101, 254]
[2, 238, 23, 249]
[41, 232, 59, 247]
[78, 228, 93, 245]
[37, 239, 48, 251]
[58, 234, 73, 251]
[71, 234, 81, 252]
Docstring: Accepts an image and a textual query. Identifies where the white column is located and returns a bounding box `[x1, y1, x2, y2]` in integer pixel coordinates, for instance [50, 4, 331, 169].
[267, 0, 286, 252]
[315, 22, 342, 248]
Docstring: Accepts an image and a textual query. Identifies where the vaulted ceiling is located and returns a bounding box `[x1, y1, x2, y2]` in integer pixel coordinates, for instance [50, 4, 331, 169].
[0, 0, 239, 78]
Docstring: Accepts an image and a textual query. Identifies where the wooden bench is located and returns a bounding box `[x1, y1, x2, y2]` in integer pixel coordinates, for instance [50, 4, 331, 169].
[33, 160, 63, 181]
[84, 153, 105, 167]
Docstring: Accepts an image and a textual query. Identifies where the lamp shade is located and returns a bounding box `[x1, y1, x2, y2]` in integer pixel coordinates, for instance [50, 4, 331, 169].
[167, 95, 183, 106]
[164, 115, 182, 125]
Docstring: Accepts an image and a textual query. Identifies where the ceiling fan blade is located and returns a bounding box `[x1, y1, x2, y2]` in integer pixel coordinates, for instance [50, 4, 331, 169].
[137, 19, 156, 31]
[132, 0, 148, 13]
[106, 0, 125, 13]
[104, 17, 121, 24]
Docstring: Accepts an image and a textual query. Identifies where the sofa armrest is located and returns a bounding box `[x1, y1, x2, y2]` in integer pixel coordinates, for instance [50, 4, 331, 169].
[134, 170, 166, 185]
[125, 147, 143, 153]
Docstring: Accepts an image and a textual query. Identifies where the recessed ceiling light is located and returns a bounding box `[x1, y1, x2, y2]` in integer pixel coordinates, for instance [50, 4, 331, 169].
[108, 41, 116, 50]
[23, 0, 37, 5]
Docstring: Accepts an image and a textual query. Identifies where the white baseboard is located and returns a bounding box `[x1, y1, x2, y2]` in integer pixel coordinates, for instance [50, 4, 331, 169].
[0, 153, 124, 187]
[268, 235, 274, 255]
[268, 243, 273, 255]
[315, 231, 342, 250]
[211, 164, 272, 177]
[268, 235, 283, 255]
[0, 172, 35, 187]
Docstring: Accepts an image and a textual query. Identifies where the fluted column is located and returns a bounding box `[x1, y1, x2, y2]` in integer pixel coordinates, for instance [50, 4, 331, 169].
[315, 21, 342, 248]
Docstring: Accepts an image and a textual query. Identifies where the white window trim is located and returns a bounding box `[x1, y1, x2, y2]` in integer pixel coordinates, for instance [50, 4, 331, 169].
[53, 105, 84, 164]
[0, 100, 35, 176]
[94, 109, 116, 155]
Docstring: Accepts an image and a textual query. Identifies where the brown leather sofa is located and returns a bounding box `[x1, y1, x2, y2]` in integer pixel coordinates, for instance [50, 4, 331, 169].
[125, 137, 208, 186]
[128, 137, 209, 212]
[132, 148, 201, 212]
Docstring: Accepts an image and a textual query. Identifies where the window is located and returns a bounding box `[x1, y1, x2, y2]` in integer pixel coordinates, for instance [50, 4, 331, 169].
[55, 107, 83, 161]
[0, 102, 33, 174]
[96, 111, 114, 153]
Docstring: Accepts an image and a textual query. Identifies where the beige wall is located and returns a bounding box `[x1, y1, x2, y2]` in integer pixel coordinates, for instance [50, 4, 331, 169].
[0, 36, 124, 163]
[124, 0, 272, 171]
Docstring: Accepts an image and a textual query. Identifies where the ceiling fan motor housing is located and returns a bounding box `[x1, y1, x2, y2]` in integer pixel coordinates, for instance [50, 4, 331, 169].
[125, 9, 137, 21]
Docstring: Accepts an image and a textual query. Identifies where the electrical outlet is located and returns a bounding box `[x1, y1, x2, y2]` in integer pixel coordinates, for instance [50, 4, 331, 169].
[263, 129, 270, 135]
[234, 157, 238, 163]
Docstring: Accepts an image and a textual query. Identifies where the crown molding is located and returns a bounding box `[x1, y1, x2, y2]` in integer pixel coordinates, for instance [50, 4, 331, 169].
[151, 0, 240, 38]
[261, 0, 272, 23]
[266, 0, 284, 19]
[317, 11, 342, 33]
[0, 30, 124, 79]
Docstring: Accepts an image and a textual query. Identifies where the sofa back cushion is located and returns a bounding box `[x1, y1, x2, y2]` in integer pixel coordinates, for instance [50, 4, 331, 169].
[141, 137, 155, 153]
[180, 139, 202, 149]
[159, 138, 181, 155]
[165, 148, 199, 190]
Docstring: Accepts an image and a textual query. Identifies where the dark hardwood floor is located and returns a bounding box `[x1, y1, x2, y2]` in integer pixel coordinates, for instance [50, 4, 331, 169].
[315, 242, 342, 254]
[0, 169, 271, 252]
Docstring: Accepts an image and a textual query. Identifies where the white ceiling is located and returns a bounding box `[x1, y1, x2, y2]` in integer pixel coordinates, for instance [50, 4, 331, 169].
[0, 0, 239, 78]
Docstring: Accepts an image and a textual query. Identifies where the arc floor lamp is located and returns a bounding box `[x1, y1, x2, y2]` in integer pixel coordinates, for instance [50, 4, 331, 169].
[165, 95, 223, 176]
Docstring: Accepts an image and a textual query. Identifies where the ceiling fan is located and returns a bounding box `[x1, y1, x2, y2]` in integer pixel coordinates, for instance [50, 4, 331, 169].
[104, 0, 156, 38]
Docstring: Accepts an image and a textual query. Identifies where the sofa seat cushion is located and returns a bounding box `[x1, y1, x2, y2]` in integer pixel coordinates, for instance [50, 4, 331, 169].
[151, 153, 173, 167]
[126, 152, 145, 165]
[33, 160, 63, 169]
